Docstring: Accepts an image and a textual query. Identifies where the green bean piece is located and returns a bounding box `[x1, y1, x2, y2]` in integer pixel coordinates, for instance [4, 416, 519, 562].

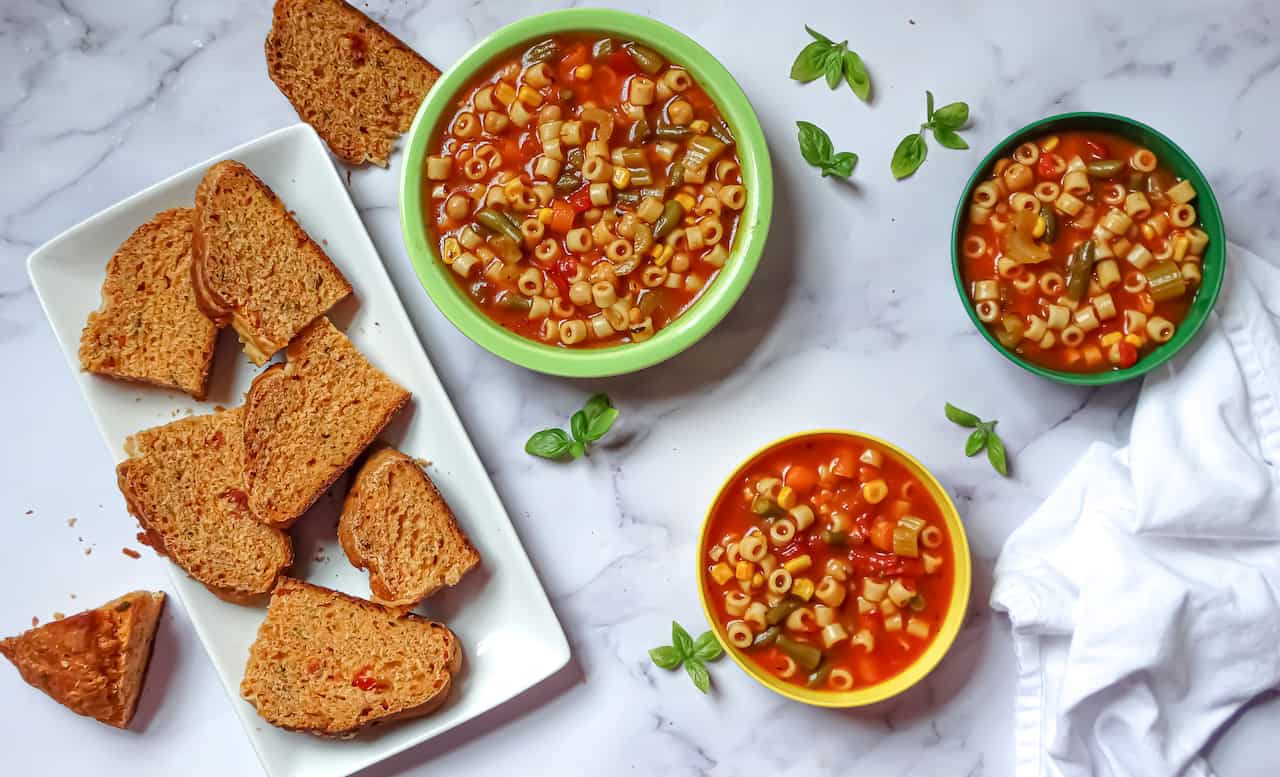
[628, 166, 654, 186]
[1040, 205, 1057, 243]
[633, 224, 654, 256]
[667, 160, 685, 188]
[625, 42, 665, 75]
[476, 208, 522, 244]
[752, 625, 781, 649]
[1086, 159, 1125, 178]
[1146, 260, 1188, 302]
[638, 289, 665, 316]
[627, 117, 651, 145]
[497, 292, 532, 312]
[615, 190, 641, 207]
[619, 147, 647, 168]
[522, 39, 559, 66]
[684, 134, 727, 170]
[821, 530, 849, 545]
[751, 496, 776, 516]
[554, 170, 582, 193]
[652, 200, 687, 240]
[710, 118, 734, 145]
[909, 594, 927, 612]
[591, 37, 614, 60]
[613, 256, 641, 276]
[1127, 172, 1148, 192]
[774, 636, 822, 671]
[765, 598, 800, 626]
[654, 124, 693, 141]
[1065, 239, 1098, 303]
[559, 88, 575, 102]
[566, 147, 585, 170]
[806, 658, 834, 689]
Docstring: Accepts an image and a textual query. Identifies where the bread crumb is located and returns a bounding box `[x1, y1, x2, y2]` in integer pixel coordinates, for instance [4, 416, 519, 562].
[84, 548, 92, 556]
[25, 509, 33, 516]
[67, 517, 77, 527]
[414, 458, 432, 468]
[122, 548, 141, 559]
[31, 616, 38, 627]
[215, 405, 226, 412]
[53, 612, 65, 621]
[69, 593, 77, 600]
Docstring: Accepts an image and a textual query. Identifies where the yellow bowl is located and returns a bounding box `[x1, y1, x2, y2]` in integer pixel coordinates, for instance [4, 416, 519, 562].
[696, 429, 971, 707]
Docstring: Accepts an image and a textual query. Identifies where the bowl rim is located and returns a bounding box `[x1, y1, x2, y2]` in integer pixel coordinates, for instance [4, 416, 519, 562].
[696, 429, 972, 707]
[949, 111, 1227, 385]
[398, 8, 773, 377]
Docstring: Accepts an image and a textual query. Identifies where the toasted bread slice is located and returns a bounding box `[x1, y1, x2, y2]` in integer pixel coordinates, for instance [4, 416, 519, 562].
[241, 578, 460, 736]
[191, 160, 352, 364]
[78, 208, 218, 398]
[339, 446, 480, 607]
[0, 591, 165, 728]
[265, 0, 440, 166]
[243, 317, 410, 528]
[117, 408, 293, 603]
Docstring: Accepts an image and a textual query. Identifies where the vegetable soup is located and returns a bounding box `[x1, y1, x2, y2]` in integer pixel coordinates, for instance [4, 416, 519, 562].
[702, 433, 956, 691]
[423, 34, 744, 348]
[959, 131, 1209, 372]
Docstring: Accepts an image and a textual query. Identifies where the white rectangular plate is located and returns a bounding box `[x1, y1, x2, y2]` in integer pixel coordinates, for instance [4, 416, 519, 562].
[27, 124, 569, 777]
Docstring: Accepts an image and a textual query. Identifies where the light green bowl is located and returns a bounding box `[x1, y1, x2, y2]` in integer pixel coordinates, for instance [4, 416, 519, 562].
[399, 9, 773, 377]
[951, 112, 1226, 385]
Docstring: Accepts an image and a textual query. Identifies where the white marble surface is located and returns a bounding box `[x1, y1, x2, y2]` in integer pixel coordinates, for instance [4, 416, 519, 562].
[1, 0, 1278, 775]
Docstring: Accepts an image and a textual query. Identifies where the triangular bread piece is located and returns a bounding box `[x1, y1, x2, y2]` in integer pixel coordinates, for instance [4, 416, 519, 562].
[265, 0, 441, 166]
[79, 208, 218, 398]
[116, 408, 293, 603]
[240, 578, 460, 736]
[339, 446, 480, 608]
[243, 317, 410, 528]
[191, 160, 352, 364]
[0, 591, 165, 728]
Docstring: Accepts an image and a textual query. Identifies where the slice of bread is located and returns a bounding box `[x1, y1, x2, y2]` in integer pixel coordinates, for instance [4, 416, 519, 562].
[339, 446, 480, 608]
[265, 0, 441, 166]
[244, 317, 410, 528]
[0, 591, 165, 728]
[191, 160, 352, 365]
[240, 578, 460, 736]
[79, 208, 218, 398]
[117, 408, 293, 603]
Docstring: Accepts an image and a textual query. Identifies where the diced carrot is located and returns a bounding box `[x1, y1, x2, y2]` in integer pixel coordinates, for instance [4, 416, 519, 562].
[784, 465, 817, 496]
[549, 200, 574, 234]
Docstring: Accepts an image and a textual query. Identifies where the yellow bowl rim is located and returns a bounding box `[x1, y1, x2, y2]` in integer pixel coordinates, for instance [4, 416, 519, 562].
[696, 429, 972, 707]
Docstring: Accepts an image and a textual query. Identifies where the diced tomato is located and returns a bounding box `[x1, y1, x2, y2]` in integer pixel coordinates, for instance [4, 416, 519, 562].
[1111, 341, 1138, 368]
[606, 48, 637, 75]
[1037, 153, 1063, 179]
[848, 548, 911, 578]
[869, 519, 895, 553]
[548, 199, 574, 234]
[830, 449, 857, 478]
[566, 184, 594, 213]
[1084, 139, 1109, 159]
[352, 667, 378, 691]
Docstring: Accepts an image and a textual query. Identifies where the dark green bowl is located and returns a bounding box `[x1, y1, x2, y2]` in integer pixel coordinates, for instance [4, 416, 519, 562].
[950, 112, 1226, 385]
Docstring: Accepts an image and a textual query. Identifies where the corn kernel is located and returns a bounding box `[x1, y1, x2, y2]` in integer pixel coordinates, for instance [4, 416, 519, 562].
[661, 245, 674, 262]
[783, 554, 812, 574]
[710, 562, 733, 585]
[611, 166, 631, 189]
[649, 244, 663, 259]
[690, 119, 710, 134]
[1125, 333, 1146, 348]
[517, 85, 544, 107]
[751, 572, 765, 589]
[1101, 332, 1123, 347]
[1032, 216, 1047, 239]
[573, 64, 593, 80]
[791, 578, 815, 601]
[777, 486, 797, 510]
[494, 81, 517, 106]
[1041, 135, 1060, 152]
[537, 208, 553, 225]
[735, 560, 754, 581]
[675, 192, 696, 211]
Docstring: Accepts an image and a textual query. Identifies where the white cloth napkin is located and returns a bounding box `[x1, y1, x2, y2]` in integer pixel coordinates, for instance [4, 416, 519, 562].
[991, 243, 1280, 777]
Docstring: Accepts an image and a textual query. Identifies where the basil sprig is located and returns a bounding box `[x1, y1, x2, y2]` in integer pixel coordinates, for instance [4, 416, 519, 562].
[796, 121, 858, 179]
[648, 621, 724, 693]
[790, 26, 871, 102]
[525, 393, 619, 460]
[891, 91, 971, 179]
[945, 403, 1009, 476]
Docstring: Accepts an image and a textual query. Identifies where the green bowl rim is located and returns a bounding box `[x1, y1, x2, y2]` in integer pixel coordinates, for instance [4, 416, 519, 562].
[949, 111, 1226, 385]
[399, 8, 774, 377]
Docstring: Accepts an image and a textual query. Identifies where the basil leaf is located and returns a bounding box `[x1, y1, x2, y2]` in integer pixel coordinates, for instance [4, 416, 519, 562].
[987, 433, 1010, 476]
[671, 621, 694, 658]
[789, 40, 830, 83]
[891, 133, 928, 179]
[843, 50, 871, 101]
[944, 403, 981, 427]
[822, 151, 858, 179]
[685, 658, 711, 693]
[649, 645, 683, 670]
[581, 393, 612, 422]
[926, 90, 935, 120]
[584, 406, 619, 442]
[805, 24, 833, 44]
[933, 126, 969, 150]
[524, 428, 573, 459]
[965, 428, 988, 457]
[796, 121, 834, 167]
[692, 630, 724, 662]
[932, 101, 970, 130]
[570, 410, 588, 443]
[570, 439, 586, 459]
[823, 46, 844, 89]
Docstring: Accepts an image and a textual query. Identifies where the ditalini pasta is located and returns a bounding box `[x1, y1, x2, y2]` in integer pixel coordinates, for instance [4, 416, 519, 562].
[703, 433, 954, 691]
[424, 34, 744, 348]
[960, 131, 1207, 372]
